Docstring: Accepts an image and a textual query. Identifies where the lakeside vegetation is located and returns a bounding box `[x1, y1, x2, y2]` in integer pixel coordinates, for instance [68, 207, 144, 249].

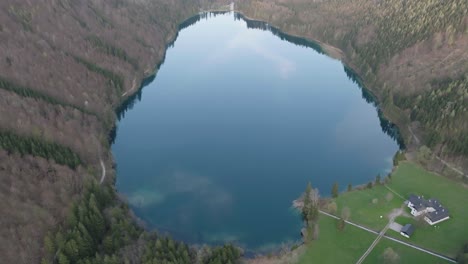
[300, 182, 321, 243]
[333, 184, 402, 230]
[41, 182, 242, 264]
[298, 216, 376, 264]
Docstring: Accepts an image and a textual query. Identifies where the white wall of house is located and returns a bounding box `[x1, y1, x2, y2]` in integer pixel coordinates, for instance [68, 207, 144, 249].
[424, 216, 450, 226]
[410, 207, 425, 216]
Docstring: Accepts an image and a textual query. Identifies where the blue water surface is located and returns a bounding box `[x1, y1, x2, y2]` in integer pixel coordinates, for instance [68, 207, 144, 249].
[113, 12, 399, 251]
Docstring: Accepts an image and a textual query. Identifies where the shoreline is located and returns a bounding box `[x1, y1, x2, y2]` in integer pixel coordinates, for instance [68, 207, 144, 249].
[109, 8, 405, 259]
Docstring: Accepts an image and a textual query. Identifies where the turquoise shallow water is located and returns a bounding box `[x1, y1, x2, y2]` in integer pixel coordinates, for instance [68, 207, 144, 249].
[112, 12, 400, 251]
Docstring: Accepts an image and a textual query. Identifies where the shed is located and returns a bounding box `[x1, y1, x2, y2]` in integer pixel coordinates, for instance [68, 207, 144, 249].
[400, 224, 415, 238]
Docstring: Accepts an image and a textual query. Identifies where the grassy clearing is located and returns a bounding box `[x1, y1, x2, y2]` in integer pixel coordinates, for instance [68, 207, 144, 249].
[333, 184, 404, 230]
[363, 238, 452, 264]
[298, 161, 466, 262]
[298, 216, 376, 264]
[386, 162, 468, 257]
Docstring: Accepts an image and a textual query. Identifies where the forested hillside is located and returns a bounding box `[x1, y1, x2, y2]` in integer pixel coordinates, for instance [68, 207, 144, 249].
[0, 0, 231, 263]
[235, 0, 468, 173]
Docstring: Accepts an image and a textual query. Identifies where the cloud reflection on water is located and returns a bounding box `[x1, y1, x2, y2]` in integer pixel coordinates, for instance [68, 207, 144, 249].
[127, 170, 233, 211]
[204, 30, 296, 79]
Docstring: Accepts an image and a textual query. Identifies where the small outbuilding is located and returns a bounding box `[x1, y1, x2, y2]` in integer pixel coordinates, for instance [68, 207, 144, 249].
[400, 224, 415, 238]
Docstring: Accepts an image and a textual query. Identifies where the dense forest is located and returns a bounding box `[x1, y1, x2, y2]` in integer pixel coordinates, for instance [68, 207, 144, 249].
[351, 0, 467, 72]
[0, 130, 81, 169]
[395, 75, 468, 155]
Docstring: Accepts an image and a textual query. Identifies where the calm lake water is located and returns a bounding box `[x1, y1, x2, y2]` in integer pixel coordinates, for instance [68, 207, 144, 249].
[113, 12, 400, 251]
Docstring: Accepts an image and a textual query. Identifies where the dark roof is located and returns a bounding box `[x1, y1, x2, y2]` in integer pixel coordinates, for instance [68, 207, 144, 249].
[426, 207, 450, 222]
[426, 198, 442, 209]
[408, 194, 450, 222]
[408, 194, 426, 211]
[401, 224, 415, 236]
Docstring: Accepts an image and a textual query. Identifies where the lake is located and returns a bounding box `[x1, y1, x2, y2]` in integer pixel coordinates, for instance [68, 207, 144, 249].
[112, 12, 400, 251]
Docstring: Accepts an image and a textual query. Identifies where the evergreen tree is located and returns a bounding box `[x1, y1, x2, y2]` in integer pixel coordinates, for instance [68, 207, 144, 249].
[44, 233, 55, 257]
[302, 182, 312, 222]
[331, 182, 339, 198]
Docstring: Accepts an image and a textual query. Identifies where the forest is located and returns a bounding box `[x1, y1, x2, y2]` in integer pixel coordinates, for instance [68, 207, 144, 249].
[0, 76, 96, 117]
[86, 35, 139, 70]
[0, 130, 81, 169]
[395, 75, 468, 155]
[71, 55, 125, 97]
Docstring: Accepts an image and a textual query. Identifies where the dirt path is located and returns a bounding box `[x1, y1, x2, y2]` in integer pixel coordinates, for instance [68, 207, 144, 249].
[408, 125, 420, 145]
[382, 234, 456, 263]
[99, 159, 106, 184]
[319, 210, 379, 234]
[407, 125, 465, 178]
[122, 78, 137, 97]
[355, 207, 402, 264]
[436, 156, 466, 177]
[384, 185, 406, 200]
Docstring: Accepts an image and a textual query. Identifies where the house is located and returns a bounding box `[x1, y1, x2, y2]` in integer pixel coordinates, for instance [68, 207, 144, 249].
[400, 224, 415, 238]
[407, 194, 427, 216]
[406, 194, 450, 225]
[424, 207, 450, 225]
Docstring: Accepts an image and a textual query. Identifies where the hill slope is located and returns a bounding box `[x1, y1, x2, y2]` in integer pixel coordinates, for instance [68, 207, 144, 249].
[0, 0, 229, 262]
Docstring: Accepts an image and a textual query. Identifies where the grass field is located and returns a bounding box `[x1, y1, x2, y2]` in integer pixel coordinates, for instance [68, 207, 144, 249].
[333, 184, 404, 230]
[298, 216, 376, 264]
[385, 162, 468, 257]
[297, 161, 467, 263]
[363, 238, 453, 264]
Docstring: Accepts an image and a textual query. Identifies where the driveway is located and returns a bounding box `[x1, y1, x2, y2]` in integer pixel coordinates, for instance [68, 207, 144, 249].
[389, 222, 402, 232]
